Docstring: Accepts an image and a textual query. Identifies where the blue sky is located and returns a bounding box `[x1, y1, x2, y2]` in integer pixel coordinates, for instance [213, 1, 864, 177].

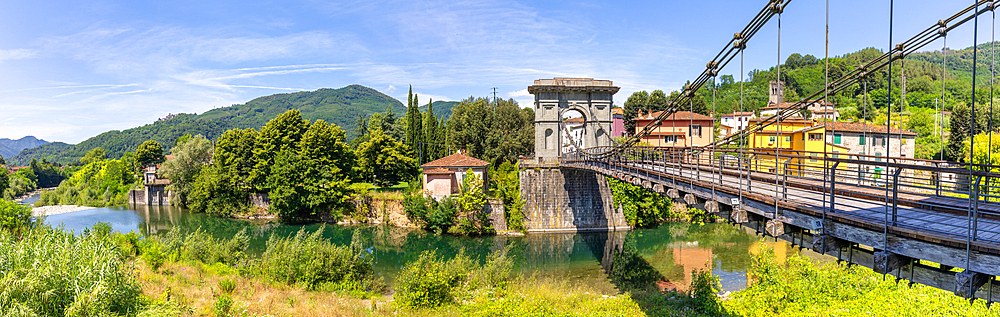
[0, 0, 986, 143]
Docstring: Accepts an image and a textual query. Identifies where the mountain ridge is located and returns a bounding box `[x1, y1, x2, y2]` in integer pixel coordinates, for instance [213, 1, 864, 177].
[10, 85, 456, 166]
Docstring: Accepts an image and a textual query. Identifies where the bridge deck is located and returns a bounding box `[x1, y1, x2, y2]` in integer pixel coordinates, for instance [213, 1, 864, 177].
[577, 159, 1000, 254]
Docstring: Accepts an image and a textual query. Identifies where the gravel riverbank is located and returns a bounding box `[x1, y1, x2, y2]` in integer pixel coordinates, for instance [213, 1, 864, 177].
[32, 205, 97, 217]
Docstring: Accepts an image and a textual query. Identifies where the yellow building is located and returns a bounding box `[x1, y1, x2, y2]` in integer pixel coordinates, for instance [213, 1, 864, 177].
[748, 118, 849, 176]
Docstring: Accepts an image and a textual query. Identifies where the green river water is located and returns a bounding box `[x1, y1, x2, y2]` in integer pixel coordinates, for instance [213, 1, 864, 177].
[41, 203, 819, 293]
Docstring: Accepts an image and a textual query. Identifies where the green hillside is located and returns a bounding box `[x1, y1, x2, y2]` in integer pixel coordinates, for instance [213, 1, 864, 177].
[11, 85, 456, 166]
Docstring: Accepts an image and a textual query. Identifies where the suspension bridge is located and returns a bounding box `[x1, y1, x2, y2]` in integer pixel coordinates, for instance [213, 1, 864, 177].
[519, 0, 1000, 303]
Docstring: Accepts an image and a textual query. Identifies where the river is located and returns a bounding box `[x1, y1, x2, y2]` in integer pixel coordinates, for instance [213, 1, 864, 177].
[41, 202, 822, 293]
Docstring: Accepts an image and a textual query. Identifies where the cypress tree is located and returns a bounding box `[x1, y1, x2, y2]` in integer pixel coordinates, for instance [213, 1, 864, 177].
[423, 100, 438, 162]
[404, 86, 422, 154]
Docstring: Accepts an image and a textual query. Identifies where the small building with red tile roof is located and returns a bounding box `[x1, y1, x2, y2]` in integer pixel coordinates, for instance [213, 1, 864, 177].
[420, 152, 490, 199]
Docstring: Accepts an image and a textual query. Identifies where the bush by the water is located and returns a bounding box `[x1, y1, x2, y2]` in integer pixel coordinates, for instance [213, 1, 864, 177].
[404, 195, 458, 234]
[259, 226, 382, 292]
[156, 226, 251, 265]
[395, 246, 513, 308]
[0, 198, 34, 236]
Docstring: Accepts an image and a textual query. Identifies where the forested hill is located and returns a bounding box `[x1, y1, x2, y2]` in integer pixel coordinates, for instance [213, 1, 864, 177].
[11, 85, 455, 166]
[0, 136, 48, 161]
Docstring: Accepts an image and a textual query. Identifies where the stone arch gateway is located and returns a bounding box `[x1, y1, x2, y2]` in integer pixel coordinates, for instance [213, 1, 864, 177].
[529, 78, 620, 162]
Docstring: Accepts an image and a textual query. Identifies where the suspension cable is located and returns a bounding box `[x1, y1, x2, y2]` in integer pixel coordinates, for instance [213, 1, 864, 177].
[776, 5, 783, 218]
[884, 0, 894, 279]
[967, 0, 980, 282]
[822, 0, 830, 252]
[942, 33, 948, 161]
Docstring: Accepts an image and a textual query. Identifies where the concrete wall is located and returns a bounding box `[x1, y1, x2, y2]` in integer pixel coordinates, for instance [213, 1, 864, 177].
[520, 167, 629, 232]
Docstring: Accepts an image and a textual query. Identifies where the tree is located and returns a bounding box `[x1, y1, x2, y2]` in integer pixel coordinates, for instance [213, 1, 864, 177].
[299, 119, 357, 181]
[422, 101, 440, 162]
[447, 97, 533, 165]
[623, 91, 649, 135]
[136, 140, 164, 167]
[267, 148, 353, 221]
[404, 86, 423, 155]
[356, 128, 418, 187]
[251, 109, 309, 190]
[0, 154, 6, 166]
[162, 135, 214, 207]
[80, 148, 107, 166]
[214, 128, 259, 191]
[0, 169, 9, 197]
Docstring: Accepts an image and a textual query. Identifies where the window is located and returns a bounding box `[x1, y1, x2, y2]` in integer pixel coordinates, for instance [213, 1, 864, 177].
[769, 136, 776, 143]
[690, 125, 702, 137]
[663, 135, 677, 143]
[808, 133, 822, 141]
[859, 136, 866, 145]
[834, 134, 842, 144]
[809, 153, 818, 163]
[902, 137, 908, 145]
[875, 153, 882, 162]
[881, 137, 886, 146]
[875, 136, 885, 146]
[785, 136, 791, 143]
[832, 150, 840, 159]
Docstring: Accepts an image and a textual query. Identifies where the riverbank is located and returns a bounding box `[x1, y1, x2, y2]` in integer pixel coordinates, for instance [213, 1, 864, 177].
[32, 204, 97, 217]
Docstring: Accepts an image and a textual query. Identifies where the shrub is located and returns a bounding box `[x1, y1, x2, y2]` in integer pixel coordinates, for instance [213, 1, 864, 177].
[259, 226, 382, 292]
[214, 294, 234, 317]
[395, 250, 461, 308]
[404, 195, 458, 234]
[395, 247, 514, 309]
[0, 199, 34, 236]
[157, 227, 250, 265]
[142, 241, 166, 271]
[218, 278, 237, 295]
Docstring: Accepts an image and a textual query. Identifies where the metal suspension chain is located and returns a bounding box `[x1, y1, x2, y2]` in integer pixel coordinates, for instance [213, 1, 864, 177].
[883, 0, 894, 280]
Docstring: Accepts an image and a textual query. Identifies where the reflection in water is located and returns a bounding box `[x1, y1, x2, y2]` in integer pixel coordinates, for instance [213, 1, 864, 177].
[43, 205, 811, 292]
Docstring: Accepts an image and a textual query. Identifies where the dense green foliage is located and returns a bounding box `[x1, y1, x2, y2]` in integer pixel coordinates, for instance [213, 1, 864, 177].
[447, 97, 534, 165]
[607, 178, 673, 227]
[10, 85, 459, 166]
[395, 247, 513, 308]
[36, 157, 135, 207]
[0, 199, 34, 236]
[405, 86, 424, 158]
[259, 227, 381, 292]
[157, 227, 251, 266]
[723, 244, 1000, 316]
[135, 140, 165, 167]
[188, 111, 358, 221]
[355, 128, 418, 187]
[489, 161, 525, 232]
[403, 195, 458, 234]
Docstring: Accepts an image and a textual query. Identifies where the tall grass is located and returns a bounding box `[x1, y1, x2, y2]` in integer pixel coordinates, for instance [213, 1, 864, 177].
[258, 226, 382, 293]
[395, 246, 514, 308]
[0, 224, 144, 316]
[157, 226, 250, 265]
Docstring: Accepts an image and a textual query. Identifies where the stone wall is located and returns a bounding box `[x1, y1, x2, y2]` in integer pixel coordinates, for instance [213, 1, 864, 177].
[520, 167, 629, 232]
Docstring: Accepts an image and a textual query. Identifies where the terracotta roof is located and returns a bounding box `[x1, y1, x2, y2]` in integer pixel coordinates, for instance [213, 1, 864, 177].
[612, 108, 624, 115]
[824, 122, 917, 136]
[421, 153, 490, 168]
[635, 111, 714, 121]
[164, 155, 175, 160]
[563, 117, 585, 124]
[721, 112, 755, 117]
[423, 168, 452, 174]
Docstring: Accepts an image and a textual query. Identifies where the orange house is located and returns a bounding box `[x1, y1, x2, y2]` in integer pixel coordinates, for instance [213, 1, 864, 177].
[633, 111, 715, 147]
[420, 152, 490, 199]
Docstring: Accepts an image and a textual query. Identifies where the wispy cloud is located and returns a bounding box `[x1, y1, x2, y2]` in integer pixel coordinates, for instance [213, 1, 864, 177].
[0, 49, 36, 62]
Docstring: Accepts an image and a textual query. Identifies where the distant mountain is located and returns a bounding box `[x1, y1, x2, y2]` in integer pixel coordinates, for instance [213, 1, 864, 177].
[420, 100, 458, 120]
[10, 85, 456, 166]
[0, 136, 48, 161]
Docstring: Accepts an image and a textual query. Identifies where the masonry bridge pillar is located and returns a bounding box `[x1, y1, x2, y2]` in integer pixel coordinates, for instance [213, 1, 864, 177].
[520, 167, 630, 232]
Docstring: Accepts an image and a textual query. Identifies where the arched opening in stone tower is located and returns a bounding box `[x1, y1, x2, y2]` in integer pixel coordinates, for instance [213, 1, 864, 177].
[562, 109, 586, 153]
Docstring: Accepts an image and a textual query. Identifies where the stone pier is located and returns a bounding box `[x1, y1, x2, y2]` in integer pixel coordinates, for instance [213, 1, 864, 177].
[520, 167, 630, 232]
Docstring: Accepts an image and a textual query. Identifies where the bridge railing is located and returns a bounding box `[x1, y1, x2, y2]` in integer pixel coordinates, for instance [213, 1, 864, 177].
[566, 146, 1000, 246]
